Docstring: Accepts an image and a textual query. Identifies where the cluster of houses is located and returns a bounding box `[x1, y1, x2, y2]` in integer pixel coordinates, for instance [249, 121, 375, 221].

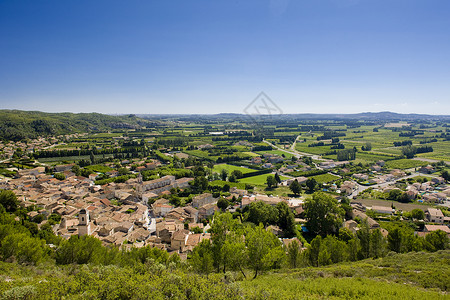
[347, 202, 450, 238]
[0, 134, 87, 161]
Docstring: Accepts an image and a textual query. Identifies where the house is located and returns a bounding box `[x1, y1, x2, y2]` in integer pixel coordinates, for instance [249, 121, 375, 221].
[198, 203, 218, 219]
[340, 181, 357, 195]
[431, 177, 445, 185]
[419, 165, 435, 174]
[343, 220, 358, 234]
[352, 173, 368, 181]
[425, 208, 444, 224]
[370, 165, 382, 172]
[390, 169, 406, 178]
[423, 224, 450, 237]
[153, 203, 174, 217]
[171, 229, 190, 251]
[192, 193, 217, 208]
[251, 157, 262, 165]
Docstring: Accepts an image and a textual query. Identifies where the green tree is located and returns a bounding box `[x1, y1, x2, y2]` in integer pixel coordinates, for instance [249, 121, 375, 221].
[289, 179, 301, 196]
[305, 178, 317, 193]
[0, 190, 19, 212]
[442, 170, 450, 182]
[387, 227, 404, 253]
[221, 169, 228, 181]
[276, 201, 296, 238]
[246, 225, 284, 278]
[274, 173, 281, 183]
[231, 170, 243, 179]
[425, 230, 449, 251]
[304, 192, 343, 236]
[209, 212, 239, 272]
[55, 235, 104, 265]
[54, 173, 65, 180]
[411, 208, 425, 220]
[217, 198, 229, 212]
[1, 233, 46, 264]
[245, 201, 278, 227]
[286, 239, 301, 269]
[370, 228, 386, 258]
[191, 239, 214, 274]
[222, 231, 248, 277]
[266, 175, 277, 189]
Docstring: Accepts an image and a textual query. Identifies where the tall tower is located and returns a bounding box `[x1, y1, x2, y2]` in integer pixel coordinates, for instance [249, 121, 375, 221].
[78, 208, 91, 236]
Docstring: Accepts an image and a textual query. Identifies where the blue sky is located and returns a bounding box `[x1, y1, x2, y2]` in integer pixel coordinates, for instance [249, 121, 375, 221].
[1, 0, 450, 114]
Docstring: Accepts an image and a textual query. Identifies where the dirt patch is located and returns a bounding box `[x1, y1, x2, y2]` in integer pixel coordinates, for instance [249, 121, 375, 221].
[352, 198, 433, 212]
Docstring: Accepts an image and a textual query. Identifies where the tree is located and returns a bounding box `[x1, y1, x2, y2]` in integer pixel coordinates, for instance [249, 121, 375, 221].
[274, 173, 281, 183]
[89, 151, 95, 164]
[228, 174, 236, 182]
[231, 170, 243, 179]
[276, 201, 296, 238]
[441, 170, 450, 182]
[289, 179, 301, 196]
[1, 233, 46, 264]
[191, 239, 214, 274]
[266, 175, 277, 189]
[222, 184, 230, 192]
[425, 230, 449, 251]
[305, 178, 317, 193]
[361, 142, 372, 151]
[246, 225, 284, 278]
[54, 173, 65, 180]
[0, 190, 19, 212]
[245, 201, 278, 227]
[286, 239, 301, 268]
[221, 169, 228, 181]
[304, 192, 343, 236]
[401, 145, 417, 159]
[209, 212, 239, 272]
[411, 208, 425, 220]
[387, 227, 403, 253]
[222, 232, 248, 277]
[217, 198, 229, 212]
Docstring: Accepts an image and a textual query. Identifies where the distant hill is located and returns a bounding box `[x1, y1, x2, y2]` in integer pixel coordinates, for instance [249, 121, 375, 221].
[139, 111, 450, 122]
[0, 110, 152, 141]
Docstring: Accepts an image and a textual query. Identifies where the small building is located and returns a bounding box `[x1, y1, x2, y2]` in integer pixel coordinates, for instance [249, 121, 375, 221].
[425, 208, 444, 224]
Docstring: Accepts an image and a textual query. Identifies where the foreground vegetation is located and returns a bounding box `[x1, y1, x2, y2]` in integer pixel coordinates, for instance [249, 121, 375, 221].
[0, 250, 449, 299]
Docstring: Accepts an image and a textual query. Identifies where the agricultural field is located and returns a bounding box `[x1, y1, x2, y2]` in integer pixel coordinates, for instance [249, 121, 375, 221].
[212, 164, 255, 174]
[255, 149, 294, 159]
[310, 173, 340, 184]
[238, 174, 289, 186]
[384, 159, 429, 169]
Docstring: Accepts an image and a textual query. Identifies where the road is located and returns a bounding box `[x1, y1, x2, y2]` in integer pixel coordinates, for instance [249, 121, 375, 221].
[349, 172, 423, 199]
[263, 138, 328, 162]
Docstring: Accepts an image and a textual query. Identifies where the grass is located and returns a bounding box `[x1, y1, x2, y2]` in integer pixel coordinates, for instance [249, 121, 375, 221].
[212, 164, 255, 175]
[238, 250, 450, 299]
[255, 150, 294, 159]
[85, 164, 113, 173]
[311, 173, 340, 184]
[238, 174, 289, 186]
[385, 159, 428, 169]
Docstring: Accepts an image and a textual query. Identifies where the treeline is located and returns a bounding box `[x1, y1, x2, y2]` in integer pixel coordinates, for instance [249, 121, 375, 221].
[337, 148, 356, 161]
[287, 169, 327, 177]
[316, 131, 346, 141]
[0, 110, 149, 141]
[33, 146, 147, 159]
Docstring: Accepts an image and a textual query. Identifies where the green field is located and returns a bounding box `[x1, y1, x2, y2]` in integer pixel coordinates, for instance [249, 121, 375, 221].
[385, 159, 429, 169]
[213, 164, 255, 174]
[255, 150, 294, 159]
[311, 173, 340, 183]
[239, 174, 289, 185]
